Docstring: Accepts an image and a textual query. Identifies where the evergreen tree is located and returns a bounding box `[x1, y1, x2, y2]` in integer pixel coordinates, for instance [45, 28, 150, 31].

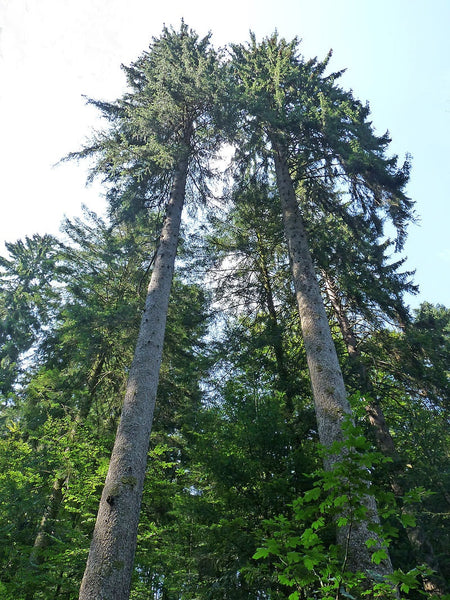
[0, 210, 212, 599]
[66, 24, 223, 600]
[229, 32, 413, 579]
[0, 235, 61, 401]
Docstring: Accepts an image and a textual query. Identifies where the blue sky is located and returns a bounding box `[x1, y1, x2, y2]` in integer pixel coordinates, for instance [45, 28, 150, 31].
[1, 0, 449, 309]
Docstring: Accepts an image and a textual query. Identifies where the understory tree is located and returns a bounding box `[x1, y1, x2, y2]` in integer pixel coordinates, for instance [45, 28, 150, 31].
[0, 210, 211, 600]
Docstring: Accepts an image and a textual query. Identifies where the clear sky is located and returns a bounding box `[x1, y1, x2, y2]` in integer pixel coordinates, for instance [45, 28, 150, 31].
[1, 0, 449, 309]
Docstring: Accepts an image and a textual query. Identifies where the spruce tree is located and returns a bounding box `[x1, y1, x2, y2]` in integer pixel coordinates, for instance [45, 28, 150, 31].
[230, 32, 413, 578]
[66, 24, 223, 600]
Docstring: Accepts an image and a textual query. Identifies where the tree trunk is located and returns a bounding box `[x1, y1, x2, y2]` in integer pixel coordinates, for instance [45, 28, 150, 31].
[255, 232, 295, 411]
[270, 136, 393, 578]
[24, 477, 67, 600]
[78, 157, 188, 600]
[270, 141, 351, 446]
[29, 475, 66, 567]
[322, 273, 359, 360]
[321, 272, 400, 459]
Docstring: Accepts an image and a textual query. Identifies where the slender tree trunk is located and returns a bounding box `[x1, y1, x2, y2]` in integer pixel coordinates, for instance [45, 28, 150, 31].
[321, 272, 399, 458]
[78, 157, 188, 600]
[29, 475, 67, 568]
[322, 271, 447, 595]
[270, 136, 393, 578]
[322, 274, 359, 360]
[321, 272, 399, 454]
[29, 354, 106, 557]
[255, 232, 295, 411]
[25, 479, 67, 600]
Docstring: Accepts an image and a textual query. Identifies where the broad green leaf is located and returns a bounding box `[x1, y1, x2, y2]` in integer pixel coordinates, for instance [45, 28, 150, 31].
[371, 549, 388, 565]
[252, 547, 270, 560]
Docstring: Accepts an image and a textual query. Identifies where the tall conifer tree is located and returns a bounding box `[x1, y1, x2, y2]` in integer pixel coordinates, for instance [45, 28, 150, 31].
[230, 33, 413, 577]
[67, 24, 222, 600]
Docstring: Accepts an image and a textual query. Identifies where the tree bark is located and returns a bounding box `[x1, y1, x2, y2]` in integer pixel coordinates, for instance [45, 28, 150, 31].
[270, 139, 352, 448]
[78, 157, 188, 600]
[270, 136, 393, 578]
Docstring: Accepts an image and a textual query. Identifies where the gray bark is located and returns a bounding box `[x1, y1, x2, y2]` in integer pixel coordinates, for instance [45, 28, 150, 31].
[78, 157, 188, 600]
[270, 139, 351, 448]
[270, 137, 393, 578]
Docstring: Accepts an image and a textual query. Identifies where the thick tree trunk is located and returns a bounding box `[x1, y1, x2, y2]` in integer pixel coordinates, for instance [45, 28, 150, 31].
[270, 140, 352, 447]
[78, 157, 188, 600]
[270, 137, 393, 578]
[322, 272, 447, 595]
